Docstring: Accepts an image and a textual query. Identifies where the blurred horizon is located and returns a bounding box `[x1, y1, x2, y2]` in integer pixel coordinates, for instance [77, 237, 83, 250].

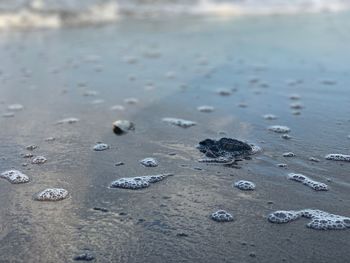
[0, 0, 350, 29]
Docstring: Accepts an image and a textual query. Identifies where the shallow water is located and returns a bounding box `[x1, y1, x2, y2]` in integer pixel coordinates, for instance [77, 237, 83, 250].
[0, 12, 350, 262]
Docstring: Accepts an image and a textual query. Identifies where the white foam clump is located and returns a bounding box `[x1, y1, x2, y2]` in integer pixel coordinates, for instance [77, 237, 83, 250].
[32, 156, 47, 164]
[325, 154, 350, 162]
[281, 134, 292, 140]
[35, 188, 69, 201]
[249, 144, 262, 154]
[211, 210, 234, 222]
[2, 112, 15, 118]
[197, 105, 214, 113]
[287, 173, 328, 191]
[263, 114, 277, 120]
[162, 118, 196, 128]
[124, 97, 139, 104]
[0, 2, 119, 30]
[283, 152, 295, 157]
[7, 104, 24, 111]
[1, 170, 30, 184]
[268, 125, 290, 133]
[93, 143, 109, 151]
[110, 174, 171, 190]
[216, 89, 231, 96]
[268, 209, 350, 230]
[290, 102, 303, 109]
[56, 117, 79, 124]
[110, 105, 125, 111]
[191, 0, 350, 17]
[140, 158, 158, 167]
[289, 94, 301, 100]
[234, 180, 255, 191]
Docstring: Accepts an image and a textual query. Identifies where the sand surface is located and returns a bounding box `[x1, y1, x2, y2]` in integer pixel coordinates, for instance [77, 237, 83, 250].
[0, 12, 350, 263]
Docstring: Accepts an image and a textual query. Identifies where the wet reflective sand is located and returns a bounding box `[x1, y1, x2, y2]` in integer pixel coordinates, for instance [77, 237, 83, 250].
[0, 13, 350, 262]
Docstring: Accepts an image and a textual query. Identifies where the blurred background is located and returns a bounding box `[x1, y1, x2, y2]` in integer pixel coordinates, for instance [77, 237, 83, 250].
[0, 0, 350, 29]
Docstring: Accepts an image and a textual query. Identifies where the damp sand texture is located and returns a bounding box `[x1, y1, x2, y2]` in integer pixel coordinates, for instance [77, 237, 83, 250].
[1, 12, 350, 263]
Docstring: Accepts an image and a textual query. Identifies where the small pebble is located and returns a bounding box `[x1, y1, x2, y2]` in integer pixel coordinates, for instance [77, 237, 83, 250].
[113, 120, 135, 135]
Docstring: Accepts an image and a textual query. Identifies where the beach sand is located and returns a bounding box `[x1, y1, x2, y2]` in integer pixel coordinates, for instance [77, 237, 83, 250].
[0, 12, 350, 262]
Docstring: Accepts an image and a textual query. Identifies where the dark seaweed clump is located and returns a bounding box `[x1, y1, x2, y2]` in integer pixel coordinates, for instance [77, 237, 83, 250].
[197, 138, 252, 159]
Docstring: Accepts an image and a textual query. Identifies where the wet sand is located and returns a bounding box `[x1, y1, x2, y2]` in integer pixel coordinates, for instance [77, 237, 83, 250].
[0, 12, 350, 262]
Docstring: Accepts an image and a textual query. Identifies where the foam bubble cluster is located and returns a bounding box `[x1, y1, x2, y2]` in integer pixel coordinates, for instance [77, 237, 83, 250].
[110, 174, 170, 190]
[211, 210, 234, 222]
[1, 170, 30, 184]
[234, 180, 256, 191]
[8, 104, 24, 111]
[216, 89, 231, 96]
[290, 102, 303, 109]
[309, 157, 320, 162]
[268, 125, 291, 133]
[124, 97, 139, 104]
[283, 152, 295, 157]
[93, 143, 109, 151]
[140, 158, 158, 167]
[35, 188, 69, 201]
[32, 156, 47, 164]
[110, 105, 125, 111]
[289, 94, 301, 100]
[263, 114, 277, 120]
[162, 117, 196, 128]
[281, 134, 292, 140]
[268, 209, 350, 230]
[325, 154, 350, 162]
[287, 173, 328, 191]
[197, 105, 214, 113]
[249, 144, 262, 154]
[57, 117, 79, 124]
